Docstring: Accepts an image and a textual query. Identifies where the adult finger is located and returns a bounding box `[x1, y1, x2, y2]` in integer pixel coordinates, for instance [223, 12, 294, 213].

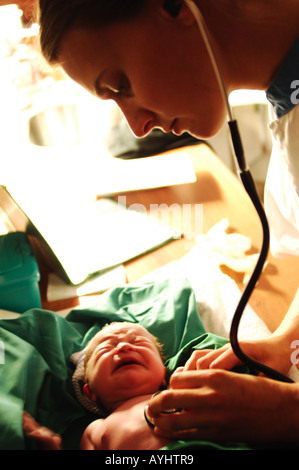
[183, 349, 213, 370]
[148, 372, 224, 418]
[196, 345, 241, 371]
[169, 369, 224, 390]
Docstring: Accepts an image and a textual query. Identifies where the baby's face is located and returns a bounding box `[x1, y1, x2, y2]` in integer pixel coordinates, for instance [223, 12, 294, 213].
[85, 323, 166, 411]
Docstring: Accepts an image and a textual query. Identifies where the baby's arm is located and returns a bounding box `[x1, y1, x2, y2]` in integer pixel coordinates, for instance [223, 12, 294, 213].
[80, 419, 104, 450]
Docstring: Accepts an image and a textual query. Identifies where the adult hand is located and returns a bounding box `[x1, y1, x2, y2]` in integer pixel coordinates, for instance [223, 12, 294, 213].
[23, 412, 62, 450]
[183, 335, 293, 377]
[148, 369, 299, 443]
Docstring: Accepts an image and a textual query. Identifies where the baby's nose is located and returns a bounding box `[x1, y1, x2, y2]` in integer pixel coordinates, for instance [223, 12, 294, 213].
[116, 341, 133, 352]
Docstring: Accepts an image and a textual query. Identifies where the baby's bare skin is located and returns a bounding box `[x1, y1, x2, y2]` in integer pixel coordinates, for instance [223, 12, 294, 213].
[80, 394, 170, 450]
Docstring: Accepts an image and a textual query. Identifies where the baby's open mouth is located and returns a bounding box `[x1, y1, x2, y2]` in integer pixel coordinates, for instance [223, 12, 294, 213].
[113, 358, 143, 372]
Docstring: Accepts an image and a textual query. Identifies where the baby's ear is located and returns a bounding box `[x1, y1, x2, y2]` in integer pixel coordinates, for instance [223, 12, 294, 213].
[83, 383, 92, 399]
[83, 383, 98, 402]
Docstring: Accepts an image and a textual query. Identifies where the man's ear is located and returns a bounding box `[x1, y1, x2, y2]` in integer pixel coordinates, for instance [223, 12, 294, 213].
[162, 0, 195, 25]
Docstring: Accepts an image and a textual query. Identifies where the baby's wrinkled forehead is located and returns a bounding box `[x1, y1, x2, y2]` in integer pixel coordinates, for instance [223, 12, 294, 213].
[93, 322, 151, 344]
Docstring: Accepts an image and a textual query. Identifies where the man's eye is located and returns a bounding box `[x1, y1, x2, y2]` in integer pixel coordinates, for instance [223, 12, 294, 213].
[95, 71, 132, 99]
[109, 74, 132, 97]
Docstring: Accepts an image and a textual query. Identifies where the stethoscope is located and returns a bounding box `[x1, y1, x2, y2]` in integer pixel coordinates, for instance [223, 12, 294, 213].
[182, 0, 293, 383]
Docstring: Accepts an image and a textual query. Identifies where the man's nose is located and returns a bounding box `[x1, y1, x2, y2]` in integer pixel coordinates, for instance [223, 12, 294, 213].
[117, 102, 156, 138]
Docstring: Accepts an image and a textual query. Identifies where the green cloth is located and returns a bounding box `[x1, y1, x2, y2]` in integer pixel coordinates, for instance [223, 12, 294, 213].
[0, 275, 291, 450]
